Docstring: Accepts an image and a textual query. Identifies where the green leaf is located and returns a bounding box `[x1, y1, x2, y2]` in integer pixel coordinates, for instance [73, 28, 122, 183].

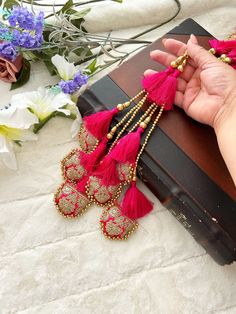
[65, 8, 90, 28]
[43, 60, 57, 76]
[72, 47, 92, 61]
[86, 59, 98, 75]
[3, 0, 19, 9]
[33, 113, 55, 134]
[42, 30, 51, 42]
[60, 0, 73, 13]
[68, 8, 91, 20]
[10, 59, 31, 90]
[112, 0, 123, 2]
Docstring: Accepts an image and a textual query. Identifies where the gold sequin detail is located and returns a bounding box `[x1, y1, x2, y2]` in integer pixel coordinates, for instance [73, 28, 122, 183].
[54, 181, 91, 218]
[100, 205, 138, 240]
[61, 149, 86, 182]
[78, 123, 99, 153]
[87, 176, 120, 205]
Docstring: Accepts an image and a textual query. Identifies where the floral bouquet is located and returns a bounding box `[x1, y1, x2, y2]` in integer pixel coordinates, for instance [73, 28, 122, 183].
[0, 0, 152, 170]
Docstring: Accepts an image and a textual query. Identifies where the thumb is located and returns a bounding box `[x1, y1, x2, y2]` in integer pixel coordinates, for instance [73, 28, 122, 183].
[187, 34, 217, 69]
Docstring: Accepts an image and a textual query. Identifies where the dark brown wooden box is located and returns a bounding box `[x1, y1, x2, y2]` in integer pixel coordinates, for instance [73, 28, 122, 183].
[77, 19, 236, 265]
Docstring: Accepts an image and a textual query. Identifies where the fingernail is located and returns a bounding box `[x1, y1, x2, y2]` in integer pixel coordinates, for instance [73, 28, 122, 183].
[150, 50, 156, 57]
[190, 34, 197, 44]
[162, 38, 167, 44]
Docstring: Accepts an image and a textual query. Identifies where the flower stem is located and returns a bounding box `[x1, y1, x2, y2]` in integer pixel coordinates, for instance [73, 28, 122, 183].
[33, 112, 77, 134]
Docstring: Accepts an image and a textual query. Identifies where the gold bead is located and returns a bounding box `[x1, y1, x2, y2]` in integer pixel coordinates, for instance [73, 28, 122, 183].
[144, 116, 151, 124]
[117, 104, 124, 111]
[225, 57, 231, 64]
[176, 56, 184, 63]
[177, 64, 184, 72]
[140, 122, 147, 129]
[221, 54, 227, 59]
[209, 48, 216, 54]
[171, 61, 178, 68]
[107, 133, 113, 139]
[132, 176, 137, 181]
[111, 126, 117, 133]
[124, 101, 130, 108]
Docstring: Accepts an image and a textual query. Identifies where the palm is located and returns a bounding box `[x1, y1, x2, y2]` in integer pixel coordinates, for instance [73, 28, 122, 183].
[182, 64, 236, 126]
[149, 37, 236, 128]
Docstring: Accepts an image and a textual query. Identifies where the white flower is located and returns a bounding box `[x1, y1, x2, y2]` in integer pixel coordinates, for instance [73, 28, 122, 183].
[0, 106, 38, 170]
[51, 54, 80, 81]
[67, 104, 82, 138]
[10, 87, 74, 121]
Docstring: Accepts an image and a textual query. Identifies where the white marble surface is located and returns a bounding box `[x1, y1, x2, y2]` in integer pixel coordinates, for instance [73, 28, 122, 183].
[1, 0, 236, 313]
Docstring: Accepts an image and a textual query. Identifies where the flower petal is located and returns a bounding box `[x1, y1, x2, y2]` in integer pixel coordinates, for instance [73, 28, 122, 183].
[0, 135, 17, 170]
[51, 54, 79, 80]
[0, 105, 38, 129]
[71, 115, 82, 138]
[56, 108, 71, 116]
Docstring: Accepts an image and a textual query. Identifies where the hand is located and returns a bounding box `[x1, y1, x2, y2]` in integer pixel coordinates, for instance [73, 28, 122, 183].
[146, 34, 236, 186]
[145, 34, 236, 132]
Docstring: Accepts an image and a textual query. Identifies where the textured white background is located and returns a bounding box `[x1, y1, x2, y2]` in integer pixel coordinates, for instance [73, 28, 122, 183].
[1, 0, 236, 313]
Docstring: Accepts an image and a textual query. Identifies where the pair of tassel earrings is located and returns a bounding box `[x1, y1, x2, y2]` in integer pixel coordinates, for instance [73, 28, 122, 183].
[54, 37, 236, 240]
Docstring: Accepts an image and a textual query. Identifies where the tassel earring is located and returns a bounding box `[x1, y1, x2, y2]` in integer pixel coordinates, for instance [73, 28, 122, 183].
[54, 95, 149, 218]
[85, 106, 158, 207]
[100, 106, 164, 240]
[78, 90, 146, 153]
[54, 51, 188, 229]
[61, 93, 148, 183]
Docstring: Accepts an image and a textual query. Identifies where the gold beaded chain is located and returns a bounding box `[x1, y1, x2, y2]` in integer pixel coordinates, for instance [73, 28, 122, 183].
[108, 93, 148, 141]
[128, 103, 157, 133]
[132, 105, 164, 181]
[108, 94, 148, 150]
[116, 90, 146, 112]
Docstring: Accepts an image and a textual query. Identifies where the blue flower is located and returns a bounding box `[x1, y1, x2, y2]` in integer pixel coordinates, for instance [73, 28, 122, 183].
[0, 23, 12, 41]
[34, 11, 44, 35]
[7, 7, 44, 49]
[12, 30, 43, 49]
[58, 71, 88, 94]
[0, 42, 17, 61]
[9, 6, 35, 31]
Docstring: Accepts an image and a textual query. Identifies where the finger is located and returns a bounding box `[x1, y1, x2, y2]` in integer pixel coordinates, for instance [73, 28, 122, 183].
[144, 69, 187, 93]
[163, 38, 187, 57]
[143, 69, 156, 76]
[187, 34, 219, 69]
[150, 50, 195, 82]
[162, 37, 196, 68]
[175, 91, 184, 107]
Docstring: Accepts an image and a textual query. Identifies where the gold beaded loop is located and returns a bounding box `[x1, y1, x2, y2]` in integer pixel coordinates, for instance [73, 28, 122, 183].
[132, 105, 164, 180]
[108, 93, 148, 150]
[128, 103, 156, 133]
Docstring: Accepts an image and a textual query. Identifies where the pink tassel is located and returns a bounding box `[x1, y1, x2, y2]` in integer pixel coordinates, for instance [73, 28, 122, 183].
[93, 128, 144, 186]
[142, 67, 179, 110]
[228, 49, 236, 63]
[110, 127, 144, 163]
[83, 107, 119, 140]
[142, 68, 172, 93]
[80, 137, 107, 173]
[209, 39, 236, 55]
[93, 156, 120, 186]
[121, 181, 154, 220]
